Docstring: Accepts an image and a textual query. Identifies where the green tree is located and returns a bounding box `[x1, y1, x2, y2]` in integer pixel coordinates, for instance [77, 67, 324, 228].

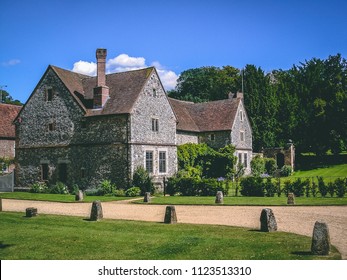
[0, 90, 22, 105]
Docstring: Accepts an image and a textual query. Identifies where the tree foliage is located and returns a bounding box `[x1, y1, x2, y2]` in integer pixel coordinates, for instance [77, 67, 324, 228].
[0, 90, 22, 105]
[169, 54, 347, 154]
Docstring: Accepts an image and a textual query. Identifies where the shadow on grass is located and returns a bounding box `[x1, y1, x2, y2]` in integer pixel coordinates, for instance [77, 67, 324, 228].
[0, 241, 13, 249]
[291, 251, 312, 256]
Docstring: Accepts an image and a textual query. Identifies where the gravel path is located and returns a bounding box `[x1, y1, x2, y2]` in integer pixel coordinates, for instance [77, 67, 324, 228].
[2, 199, 347, 259]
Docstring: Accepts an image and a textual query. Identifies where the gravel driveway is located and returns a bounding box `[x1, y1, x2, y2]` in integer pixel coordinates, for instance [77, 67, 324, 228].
[2, 199, 347, 259]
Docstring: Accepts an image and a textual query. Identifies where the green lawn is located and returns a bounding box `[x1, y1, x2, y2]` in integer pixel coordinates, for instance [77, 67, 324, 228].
[142, 196, 347, 206]
[292, 164, 347, 178]
[0, 212, 340, 260]
[0, 192, 134, 203]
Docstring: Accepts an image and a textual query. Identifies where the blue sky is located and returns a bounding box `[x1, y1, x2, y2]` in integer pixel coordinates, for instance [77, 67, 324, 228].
[1, 0, 346, 103]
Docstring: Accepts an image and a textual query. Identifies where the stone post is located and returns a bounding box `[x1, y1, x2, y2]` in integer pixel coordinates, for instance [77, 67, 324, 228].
[215, 191, 224, 204]
[26, 207, 38, 217]
[164, 205, 177, 224]
[260, 208, 277, 232]
[311, 221, 330, 255]
[75, 190, 84, 201]
[144, 192, 151, 203]
[287, 192, 295, 205]
[90, 200, 103, 221]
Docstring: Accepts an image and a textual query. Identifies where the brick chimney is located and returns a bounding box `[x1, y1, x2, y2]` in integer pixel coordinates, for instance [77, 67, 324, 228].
[93, 48, 109, 108]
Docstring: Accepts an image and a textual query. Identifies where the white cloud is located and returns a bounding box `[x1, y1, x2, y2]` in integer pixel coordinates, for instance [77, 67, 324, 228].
[72, 60, 96, 76]
[2, 59, 21, 66]
[72, 54, 178, 90]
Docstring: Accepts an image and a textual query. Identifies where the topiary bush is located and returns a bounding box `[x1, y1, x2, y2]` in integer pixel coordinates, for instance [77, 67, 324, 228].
[264, 178, 276, 197]
[334, 178, 346, 198]
[317, 176, 328, 197]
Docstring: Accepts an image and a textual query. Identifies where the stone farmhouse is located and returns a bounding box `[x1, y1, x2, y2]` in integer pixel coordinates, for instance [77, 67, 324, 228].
[14, 49, 252, 191]
[0, 103, 22, 172]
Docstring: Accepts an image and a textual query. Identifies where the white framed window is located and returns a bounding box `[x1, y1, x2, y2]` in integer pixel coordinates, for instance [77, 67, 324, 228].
[244, 153, 248, 168]
[159, 151, 167, 173]
[145, 151, 153, 173]
[151, 118, 159, 132]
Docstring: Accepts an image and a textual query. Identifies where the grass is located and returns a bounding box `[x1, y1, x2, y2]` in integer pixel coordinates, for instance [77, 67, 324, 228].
[141, 196, 347, 206]
[291, 164, 347, 178]
[0, 192, 135, 203]
[0, 212, 340, 260]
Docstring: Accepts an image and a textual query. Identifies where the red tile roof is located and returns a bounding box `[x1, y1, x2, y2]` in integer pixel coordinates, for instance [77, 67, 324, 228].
[0, 103, 22, 138]
[51, 65, 153, 115]
[169, 97, 241, 132]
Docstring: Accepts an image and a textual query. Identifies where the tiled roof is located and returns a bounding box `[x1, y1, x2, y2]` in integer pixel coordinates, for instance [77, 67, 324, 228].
[51, 65, 154, 115]
[169, 97, 240, 132]
[0, 103, 22, 138]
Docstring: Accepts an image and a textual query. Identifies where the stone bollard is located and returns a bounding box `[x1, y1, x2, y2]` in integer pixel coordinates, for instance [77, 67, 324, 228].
[90, 200, 103, 221]
[26, 207, 38, 217]
[75, 190, 84, 201]
[260, 208, 277, 232]
[311, 221, 330, 255]
[215, 191, 224, 204]
[164, 205, 177, 224]
[144, 192, 151, 203]
[287, 193, 295, 205]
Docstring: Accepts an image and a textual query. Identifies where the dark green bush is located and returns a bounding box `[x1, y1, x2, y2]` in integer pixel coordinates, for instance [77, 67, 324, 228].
[318, 176, 328, 197]
[49, 182, 69, 194]
[283, 178, 308, 197]
[264, 158, 277, 176]
[240, 176, 265, 197]
[280, 165, 292, 177]
[264, 178, 276, 197]
[327, 182, 335, 197]
[334, 178, 346, 198]
[166, 177, 227, 196]
[132, 166, 154, 195]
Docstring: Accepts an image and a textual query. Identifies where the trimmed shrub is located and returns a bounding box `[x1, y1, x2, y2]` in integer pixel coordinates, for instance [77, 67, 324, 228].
[166, 177, 227, 196]
[240, 176, 265, 197]
[334, 178, 346, 198]
[264, 178, 276, 197]
[125, 187, 141, 197]
[283, 178, 308, 197]
[317, 176, 328, 197]
[29, 182, 48, 193]
[327, 182, 335, 197]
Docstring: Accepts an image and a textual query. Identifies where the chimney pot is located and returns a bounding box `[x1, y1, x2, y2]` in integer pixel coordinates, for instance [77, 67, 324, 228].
[94, 48, 109, 108]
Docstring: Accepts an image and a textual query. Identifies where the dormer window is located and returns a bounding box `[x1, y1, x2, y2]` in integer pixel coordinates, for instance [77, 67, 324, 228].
[240, 131, 245, 142]
[46, 88, 54, 101]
